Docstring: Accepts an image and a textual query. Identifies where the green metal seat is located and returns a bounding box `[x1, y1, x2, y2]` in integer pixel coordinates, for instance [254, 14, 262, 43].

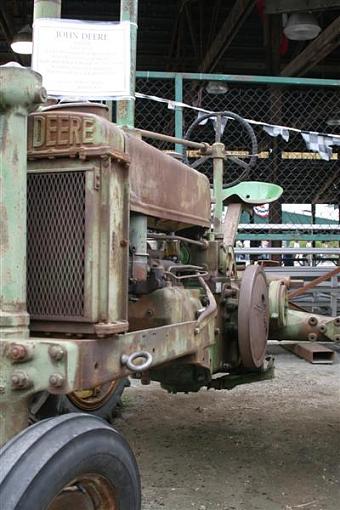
[222, 181, 283, 205]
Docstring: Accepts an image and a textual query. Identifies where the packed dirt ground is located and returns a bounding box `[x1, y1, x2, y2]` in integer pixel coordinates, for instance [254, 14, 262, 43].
[115, 343, 340, 510]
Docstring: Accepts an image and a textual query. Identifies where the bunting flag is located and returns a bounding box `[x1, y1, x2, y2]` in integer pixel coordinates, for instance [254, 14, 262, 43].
[301, 132, 340, 161]
[263, 125, 290, 142]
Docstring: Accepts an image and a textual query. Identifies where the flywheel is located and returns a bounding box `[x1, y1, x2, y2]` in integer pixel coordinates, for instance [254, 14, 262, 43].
[238, 265, 269, 368]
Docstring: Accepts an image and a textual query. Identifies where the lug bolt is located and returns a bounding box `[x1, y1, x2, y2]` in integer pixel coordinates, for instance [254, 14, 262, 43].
[49, 345, 64, 361]
[11, 371, 31, 389]
[308, 332, 317, 341]
[308, 316, 318, 327]
[8, 344, 27, 361]
[49, 373, 64, 388]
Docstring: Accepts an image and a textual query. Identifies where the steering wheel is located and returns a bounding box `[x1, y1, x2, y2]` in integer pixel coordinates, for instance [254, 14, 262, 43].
[184, 111, 258, 187]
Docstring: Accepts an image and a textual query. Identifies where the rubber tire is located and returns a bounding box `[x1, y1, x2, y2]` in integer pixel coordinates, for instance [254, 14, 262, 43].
[0, 413, 141, 510]
[31, 378, 130, 422]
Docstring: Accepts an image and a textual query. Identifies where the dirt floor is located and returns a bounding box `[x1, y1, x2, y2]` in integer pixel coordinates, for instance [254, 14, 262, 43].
[115, 343, 340, 510]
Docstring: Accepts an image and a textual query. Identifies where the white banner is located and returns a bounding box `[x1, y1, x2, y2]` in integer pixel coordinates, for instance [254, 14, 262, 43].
[32, 18, 131, 99]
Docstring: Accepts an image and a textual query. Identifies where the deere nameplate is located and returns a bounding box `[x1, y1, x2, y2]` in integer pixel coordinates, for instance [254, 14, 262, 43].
[28, 113, 96, 154]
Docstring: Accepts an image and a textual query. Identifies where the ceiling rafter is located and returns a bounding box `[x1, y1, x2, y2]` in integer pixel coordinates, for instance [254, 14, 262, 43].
[281, 15, 340, 76]
[198, 0, 256, 73]
[265, 0, 340, 15]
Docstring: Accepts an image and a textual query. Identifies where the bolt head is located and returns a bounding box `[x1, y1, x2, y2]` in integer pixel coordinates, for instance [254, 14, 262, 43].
[49, 345, 64, 361]
[8, 344, 27, 361]
[11, 371, 31, 389]
[49, 373, 64, 388]
[308, 332, 317, 341]
[308, 316, 318, 327]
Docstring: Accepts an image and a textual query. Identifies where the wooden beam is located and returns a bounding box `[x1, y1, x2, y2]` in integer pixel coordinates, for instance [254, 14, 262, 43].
[281, 16, 340, 76]
[263, 14, 282, 74]
[198, 0, 256, 72]
[266, 0, 340, 15]
[185, 3, 199, 59]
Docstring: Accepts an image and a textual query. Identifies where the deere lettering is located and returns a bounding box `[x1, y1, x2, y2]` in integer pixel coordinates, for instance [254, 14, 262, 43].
[32, 114, 95, 149]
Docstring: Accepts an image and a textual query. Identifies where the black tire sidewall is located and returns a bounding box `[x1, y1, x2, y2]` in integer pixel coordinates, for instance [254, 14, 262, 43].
[0, 415, 141, 510]
[23, 430, 139, 510]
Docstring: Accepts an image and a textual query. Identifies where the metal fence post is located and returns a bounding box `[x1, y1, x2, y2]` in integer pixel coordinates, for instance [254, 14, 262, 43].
[117, 0, 138, 128]
[175, 74, 183, 154]
[33, 0, 61, 20]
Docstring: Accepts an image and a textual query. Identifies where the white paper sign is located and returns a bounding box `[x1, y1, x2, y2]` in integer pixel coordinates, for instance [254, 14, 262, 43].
[32, 18, 131, 99]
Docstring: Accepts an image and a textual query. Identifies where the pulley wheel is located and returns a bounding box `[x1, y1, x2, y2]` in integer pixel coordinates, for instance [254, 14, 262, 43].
[238, 265, 269, 368]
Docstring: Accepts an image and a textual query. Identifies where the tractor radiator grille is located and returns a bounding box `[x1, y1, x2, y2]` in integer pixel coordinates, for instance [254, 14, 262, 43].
[27, 171, 86, 319]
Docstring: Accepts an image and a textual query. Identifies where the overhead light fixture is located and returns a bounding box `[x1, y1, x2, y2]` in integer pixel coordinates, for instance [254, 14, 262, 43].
[326, 108, 340, 127]
[11, 24, 33, 55]
[283, 13, 321, 41]
[206, 81, 228, 95]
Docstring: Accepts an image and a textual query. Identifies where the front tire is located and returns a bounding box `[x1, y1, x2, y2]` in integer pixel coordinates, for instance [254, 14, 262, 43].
[0, 413, 141, 510]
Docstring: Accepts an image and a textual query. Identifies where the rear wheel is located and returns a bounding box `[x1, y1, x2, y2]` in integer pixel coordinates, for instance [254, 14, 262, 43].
[31, 378, 129, 422]
[0, 413, 141, 510]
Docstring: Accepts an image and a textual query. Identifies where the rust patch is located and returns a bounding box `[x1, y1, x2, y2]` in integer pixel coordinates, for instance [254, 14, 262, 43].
[125, 133, 211, 230]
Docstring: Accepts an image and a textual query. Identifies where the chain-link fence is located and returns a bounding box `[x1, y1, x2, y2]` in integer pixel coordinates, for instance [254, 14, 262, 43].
[132, 73, 340, 255]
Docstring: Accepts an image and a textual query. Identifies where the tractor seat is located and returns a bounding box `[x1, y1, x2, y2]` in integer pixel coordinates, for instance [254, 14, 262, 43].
[222, 181, 283, 205]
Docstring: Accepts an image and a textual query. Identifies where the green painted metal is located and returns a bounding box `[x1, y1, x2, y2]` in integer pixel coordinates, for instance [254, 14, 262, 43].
[136, 71, 340, 88]
[0, 66, 46, 337]
[0, 65, 46, 444]
[117, 0, 138, 128]
[33, 0, 61, 20]
[222, 181, 283, 205]
[271, 309, 340, 342]
[175, 74, 183, 154]
[0, 337, 79, 446]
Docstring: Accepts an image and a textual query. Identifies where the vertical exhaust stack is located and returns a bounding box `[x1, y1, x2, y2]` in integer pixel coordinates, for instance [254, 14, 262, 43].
[0, 65, 46, 338]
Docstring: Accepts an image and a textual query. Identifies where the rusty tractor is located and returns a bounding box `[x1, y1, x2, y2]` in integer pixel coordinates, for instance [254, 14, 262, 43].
[0, 64, 339, 509]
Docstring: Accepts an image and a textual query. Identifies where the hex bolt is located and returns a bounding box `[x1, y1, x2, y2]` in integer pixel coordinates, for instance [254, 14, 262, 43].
[308, 332, 317, 341]
[194, 327, 200, 335]
[11, 371, 31, 389]
[8, 344, 27, 361]
[49, 373, 64, 388]
[308, 316, 318, 327]
[319, 324, 327, 334]
[49, 345, 64, 361]
[335, 317, 340, 327]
